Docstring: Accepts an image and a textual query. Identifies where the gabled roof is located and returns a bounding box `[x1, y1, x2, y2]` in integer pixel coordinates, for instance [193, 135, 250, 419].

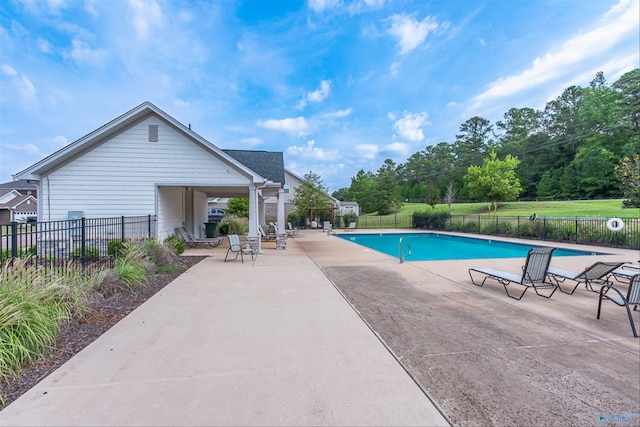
[0, 179, 37, 190]
[13, 101, 267, 184]
[223, 150, 285, 184]
[284, 168, 339, 203]
[0, 194, 37, 211]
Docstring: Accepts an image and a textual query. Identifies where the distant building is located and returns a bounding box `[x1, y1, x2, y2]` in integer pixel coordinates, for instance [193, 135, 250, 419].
[338, 201, 360, 216]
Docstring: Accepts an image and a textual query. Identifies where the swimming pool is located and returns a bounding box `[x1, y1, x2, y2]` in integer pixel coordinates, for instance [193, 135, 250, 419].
[337, 233, 604, 261]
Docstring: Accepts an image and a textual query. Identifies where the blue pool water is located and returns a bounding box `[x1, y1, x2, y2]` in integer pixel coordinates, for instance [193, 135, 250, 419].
[336, 233, 604, 261]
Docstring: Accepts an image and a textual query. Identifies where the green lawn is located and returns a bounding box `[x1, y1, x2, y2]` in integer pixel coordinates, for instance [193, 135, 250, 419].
[376, 199, 639, 218]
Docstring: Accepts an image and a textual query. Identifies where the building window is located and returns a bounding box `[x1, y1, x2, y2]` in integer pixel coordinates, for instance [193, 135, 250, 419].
[149, 124, 159, 142]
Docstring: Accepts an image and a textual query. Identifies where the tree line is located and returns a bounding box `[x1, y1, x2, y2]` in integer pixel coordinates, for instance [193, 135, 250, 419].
[331, 69, 639, 214]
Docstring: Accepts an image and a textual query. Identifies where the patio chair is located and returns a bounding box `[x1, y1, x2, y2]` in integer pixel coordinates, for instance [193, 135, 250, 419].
[344, 222, 357, 232]
[547, 262, 625, 294]
[596, 274, 640, 338]
[468, 247, 558, 300]
[175, 227, 222, 248]
[224, 234, 257, 264]
[323, 221, 335, 235]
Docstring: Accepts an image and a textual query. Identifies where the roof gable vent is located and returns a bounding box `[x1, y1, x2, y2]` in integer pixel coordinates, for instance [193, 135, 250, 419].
[148, 124, 159, 142]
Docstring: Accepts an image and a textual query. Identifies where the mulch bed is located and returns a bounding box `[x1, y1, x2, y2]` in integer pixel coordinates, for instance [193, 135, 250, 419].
[0, 256, 207, 410]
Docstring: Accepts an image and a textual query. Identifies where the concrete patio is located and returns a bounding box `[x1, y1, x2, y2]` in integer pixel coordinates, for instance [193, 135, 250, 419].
[0, 229, 638, 426]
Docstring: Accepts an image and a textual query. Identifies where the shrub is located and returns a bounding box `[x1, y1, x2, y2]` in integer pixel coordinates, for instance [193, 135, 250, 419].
[1, 246, 37, 261]
[412, 211, 450, 229]
[164, 234, 185, 256]
[107, 240, 124, 258]
[70, 246, 100, 261]
[217, 216, 249, 235]
[0, 259, 90, 399]
[518, 221, 535, 237]
[342, 213, 358, 228]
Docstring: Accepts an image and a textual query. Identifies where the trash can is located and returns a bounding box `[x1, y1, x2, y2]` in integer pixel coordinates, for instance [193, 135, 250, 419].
[204, 221, 218, 238]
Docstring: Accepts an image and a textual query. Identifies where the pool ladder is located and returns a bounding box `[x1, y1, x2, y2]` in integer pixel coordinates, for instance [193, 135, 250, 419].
[399, 237, 412, 263]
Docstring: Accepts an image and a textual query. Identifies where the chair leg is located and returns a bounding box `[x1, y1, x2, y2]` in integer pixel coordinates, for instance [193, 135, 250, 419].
[503, 283, 528, 300]
[624, 303, 639, 338]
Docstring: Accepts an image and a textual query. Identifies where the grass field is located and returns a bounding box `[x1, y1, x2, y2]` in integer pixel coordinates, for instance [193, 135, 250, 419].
[382, 199, 639, 218]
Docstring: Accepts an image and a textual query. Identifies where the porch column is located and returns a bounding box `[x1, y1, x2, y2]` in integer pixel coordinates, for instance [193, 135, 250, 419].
[277, 188, 285, 233]
[248, 184, 258, 236]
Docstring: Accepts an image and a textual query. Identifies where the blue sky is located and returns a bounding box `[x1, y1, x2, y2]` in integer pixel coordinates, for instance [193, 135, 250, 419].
[1, 0, 638, 192]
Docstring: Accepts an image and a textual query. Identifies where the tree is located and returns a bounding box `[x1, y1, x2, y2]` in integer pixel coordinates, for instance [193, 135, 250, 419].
[374, 159, 402, 215]
[464, 151, 522, 212]
[226, 198, 249, 217]
[349, 169, 377, 214]
[332, 187, 351, 201]
[292, 171, 333, 216]
[445, 181, 457, 211]
[615, 154, 640, 207]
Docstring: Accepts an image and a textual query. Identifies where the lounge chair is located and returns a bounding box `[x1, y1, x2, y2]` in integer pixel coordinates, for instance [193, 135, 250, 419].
[468, 247, 558, 300]
[286, 222, 299, 237]
[612, 268, 637, 284]
[344, 222, 357, 232]
[258, 224, 276, 240]
[547, 262, 625, 294]
[224, 234, 257, 264]
[597, 274, 640, 338]
[175, 227, 222, 248]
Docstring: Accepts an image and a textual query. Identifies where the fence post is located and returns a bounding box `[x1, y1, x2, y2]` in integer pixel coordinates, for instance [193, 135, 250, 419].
[121, 216, 126, 242]
[148, 214, 152, 238]
[575, 219, 578, 244]
[81, 217, 86, 272]
[517, 216, 520, 238]
[10, 221, 18, 259]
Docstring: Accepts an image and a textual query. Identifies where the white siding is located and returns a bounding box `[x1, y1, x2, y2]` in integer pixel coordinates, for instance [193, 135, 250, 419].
[157, 186, 183, 240]
[42, 117, 251, 221]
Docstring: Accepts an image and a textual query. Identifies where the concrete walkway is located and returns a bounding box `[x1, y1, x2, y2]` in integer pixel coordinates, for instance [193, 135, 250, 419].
[0, 234, 449, 426]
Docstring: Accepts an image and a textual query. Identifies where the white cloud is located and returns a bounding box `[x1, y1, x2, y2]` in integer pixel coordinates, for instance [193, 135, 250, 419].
[297, 80, 331, 109]
[257, 116, 310, 135]
[354, 143, 379, 159]
[1, 65, 37, 107]
[387, 13, 439, 55]
[1, 64, 17, 77]
[52, 136, 68, 146]
[129, 0, 164, 40]
[1, 142, 41, 155]
[67, 38, 108, 65]
[469, 0, 639, 111]
[287, 139, 339, 160]
[392, 111, 430, 142]
[320, 108, 352, 119]
[308, 0, 342, 13]
[383, 142, 411, 156]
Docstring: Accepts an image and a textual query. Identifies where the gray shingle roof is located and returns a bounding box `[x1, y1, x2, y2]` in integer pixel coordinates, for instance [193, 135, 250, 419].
[223, 150, 285, 184]
[0, 179, 37, 190]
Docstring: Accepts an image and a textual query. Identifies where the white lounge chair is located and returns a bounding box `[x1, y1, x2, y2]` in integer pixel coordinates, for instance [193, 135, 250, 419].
[547, 262, 625, 294]
[286, 222, 299, 237]
[344, 222, 357, 232]
[469, 247, 558, 300]
[175, 227, 222, 248]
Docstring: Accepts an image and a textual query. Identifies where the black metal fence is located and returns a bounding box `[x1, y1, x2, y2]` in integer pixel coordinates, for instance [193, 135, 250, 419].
[1, 215, 157, 273]
[327, 214, 639, 250]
